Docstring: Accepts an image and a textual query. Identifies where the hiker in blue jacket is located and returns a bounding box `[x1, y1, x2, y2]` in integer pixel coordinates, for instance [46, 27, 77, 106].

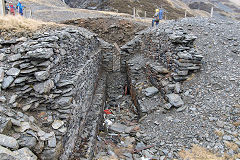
[152, 9, 164, 27]
[152, 9, 160, 27]
[16, 0, 24, 16]
[159, 9, 163, 20]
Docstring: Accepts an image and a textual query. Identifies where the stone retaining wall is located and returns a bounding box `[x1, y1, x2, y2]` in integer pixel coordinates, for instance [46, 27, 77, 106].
[0, 26, 111, 159]
[121, 26, 203, 114]
[121, 27, 203, 78]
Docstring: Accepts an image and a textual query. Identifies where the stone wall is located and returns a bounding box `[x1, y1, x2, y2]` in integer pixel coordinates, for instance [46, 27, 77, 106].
[121, 27, 203, 77]
[121, 26, 203, 115]
[0, 18, 203, 159]
[0, 26, 110, 159]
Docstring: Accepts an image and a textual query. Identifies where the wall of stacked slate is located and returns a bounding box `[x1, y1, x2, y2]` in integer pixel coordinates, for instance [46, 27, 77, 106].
[0, 26, 111, 159]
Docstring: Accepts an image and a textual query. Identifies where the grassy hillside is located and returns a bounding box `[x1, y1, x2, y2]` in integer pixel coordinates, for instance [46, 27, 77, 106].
[66, 0, 194, 19]
[0, 15, 57, 38]
[104, 0, 194, 19]
[184, 0, 240, 20]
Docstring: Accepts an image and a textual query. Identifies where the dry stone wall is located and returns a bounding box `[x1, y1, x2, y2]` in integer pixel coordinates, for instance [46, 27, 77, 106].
[0, 26, 112, 159]
[0, 19, 204, 159]
[121, 25, 203, 115]
[121, 27, 203, 76]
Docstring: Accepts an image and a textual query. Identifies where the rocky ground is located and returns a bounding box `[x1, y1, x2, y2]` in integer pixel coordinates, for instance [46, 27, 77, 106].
[179, 17, 240, 158]
[1, 1, 240, 159]
[143, 17, 240, 159]
[91, 17, 240, 160]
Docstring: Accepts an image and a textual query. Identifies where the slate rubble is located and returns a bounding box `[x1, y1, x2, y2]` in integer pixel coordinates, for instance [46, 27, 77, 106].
[122, 17, 240, 159]
[0, 16, 239, 160]
[105, 17, 240, 159]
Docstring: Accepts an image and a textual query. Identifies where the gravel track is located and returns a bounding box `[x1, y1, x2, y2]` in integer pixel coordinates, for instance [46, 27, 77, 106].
[22, 0, 108, 22]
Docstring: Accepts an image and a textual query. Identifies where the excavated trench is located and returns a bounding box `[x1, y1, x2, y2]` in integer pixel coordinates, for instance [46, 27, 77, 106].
[63, 17, 203, 159]
[0, 17, 203, 160]
[62, 17, 149, 159]
[2, 15, 240, 160]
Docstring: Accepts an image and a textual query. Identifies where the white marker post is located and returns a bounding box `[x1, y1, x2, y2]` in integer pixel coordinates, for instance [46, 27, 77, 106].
[185, 10, 187, 18]
[136, 9, 139, 17]
[133, 7, 135, 18]
[29, 7, 32, 18]
[210, 7, 213, 18]
[24, 6, 26, 17]
[0, 0, 6, 16]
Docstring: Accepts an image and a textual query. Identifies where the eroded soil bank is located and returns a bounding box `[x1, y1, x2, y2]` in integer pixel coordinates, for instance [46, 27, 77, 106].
[63, 17, 147, 46]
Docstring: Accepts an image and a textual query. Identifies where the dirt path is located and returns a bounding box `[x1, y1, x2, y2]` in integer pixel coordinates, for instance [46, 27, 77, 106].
[21, 0, 152, 25]
[22, 0, 105, 22]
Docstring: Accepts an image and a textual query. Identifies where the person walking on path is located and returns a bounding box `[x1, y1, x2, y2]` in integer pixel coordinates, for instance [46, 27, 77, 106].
[152, 9, 160, 27]
[8, 2, 16, 16]
[16, 0, 24, 16]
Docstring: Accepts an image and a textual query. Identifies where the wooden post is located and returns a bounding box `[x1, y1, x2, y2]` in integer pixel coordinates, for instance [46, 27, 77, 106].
[0, 0, 6, 16]
[136, 9, 139, 17]
[133, 7, 135, 18]
[29, 7, 32, 18]
[24, 7, 26, 17]
[144, 11, 146, 19]
[210, 7, 213, 18]
[185, 10, 187, 18]
[18, 5, 20, 15]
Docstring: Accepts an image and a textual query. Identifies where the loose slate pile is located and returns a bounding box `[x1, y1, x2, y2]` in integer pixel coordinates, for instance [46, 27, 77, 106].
[118, 17, 240, 159]
[0, 26, 107, 159]
[121, 25, 203, 115]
